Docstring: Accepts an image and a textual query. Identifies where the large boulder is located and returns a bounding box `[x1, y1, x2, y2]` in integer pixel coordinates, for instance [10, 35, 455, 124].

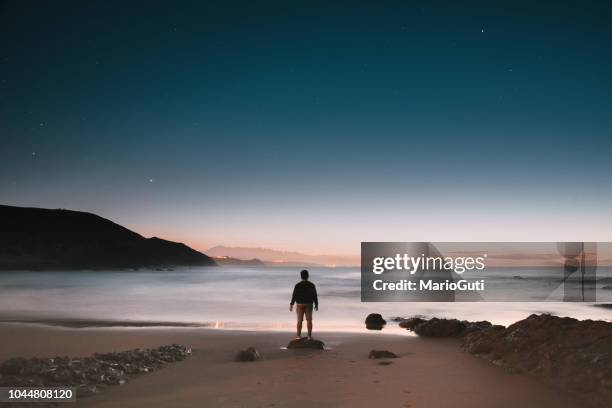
[287, 338, 325, 350]
[368, 350, 398, 359]
[461, 314, 612, 408]
[235, 347, 262, 362]
[365, 313, 386, 330]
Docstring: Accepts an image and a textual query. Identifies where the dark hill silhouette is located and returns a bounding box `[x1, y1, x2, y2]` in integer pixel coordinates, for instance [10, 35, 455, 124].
[0, 205, 216, 270]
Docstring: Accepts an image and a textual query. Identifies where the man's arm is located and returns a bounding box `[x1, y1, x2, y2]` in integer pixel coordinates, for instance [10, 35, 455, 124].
[290, 284, 297, 311]
[313, 284, 319, 310]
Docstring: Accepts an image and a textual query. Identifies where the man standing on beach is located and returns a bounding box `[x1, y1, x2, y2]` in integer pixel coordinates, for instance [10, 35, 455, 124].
[289, 269, 319, 339]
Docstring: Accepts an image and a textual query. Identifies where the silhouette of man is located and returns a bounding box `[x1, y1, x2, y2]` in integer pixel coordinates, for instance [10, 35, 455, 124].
[289, 269, 318, 339]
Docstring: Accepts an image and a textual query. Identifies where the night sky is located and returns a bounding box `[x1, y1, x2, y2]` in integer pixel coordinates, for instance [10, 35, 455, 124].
[1, 1, 611, 255]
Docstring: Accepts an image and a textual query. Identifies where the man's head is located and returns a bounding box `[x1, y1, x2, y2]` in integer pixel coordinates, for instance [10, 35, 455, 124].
[300, 269, 309, 280]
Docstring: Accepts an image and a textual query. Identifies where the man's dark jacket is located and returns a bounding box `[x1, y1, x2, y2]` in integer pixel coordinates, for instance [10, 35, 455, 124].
[290, 280, 318, 307]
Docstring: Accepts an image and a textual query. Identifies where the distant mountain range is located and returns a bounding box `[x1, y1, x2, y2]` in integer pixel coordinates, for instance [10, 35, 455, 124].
[212, 256, 266, 267]
[0, 205, 216, 270]
[206, 246, 359, 267]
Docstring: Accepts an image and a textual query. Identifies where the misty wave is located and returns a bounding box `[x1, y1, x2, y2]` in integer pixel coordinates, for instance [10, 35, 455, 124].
[0, 266, 611, 331]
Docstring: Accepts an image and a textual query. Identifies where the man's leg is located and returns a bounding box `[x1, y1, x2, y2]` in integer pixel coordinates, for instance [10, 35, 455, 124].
[306, 306, 313, 338]
[296, 305, 303, 338]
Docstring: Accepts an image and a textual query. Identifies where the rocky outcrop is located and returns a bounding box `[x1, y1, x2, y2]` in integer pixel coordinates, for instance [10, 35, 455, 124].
[398, 317, 425, 330]
[368, 350, 398, 359]
[0, 344, 191, 397]
[399, 314, 612, 406]
[365, 313, 386, 330]
[235, 347, 262, 362]
[461, 314, 612, 408]
[287, 338, 325, 350]
[415, 318, 466, 337]
[399, 317, 493, 338]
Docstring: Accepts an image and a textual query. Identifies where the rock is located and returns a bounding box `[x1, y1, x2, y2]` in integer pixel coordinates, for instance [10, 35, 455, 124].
[413, 318, 466, 337]
[401, 314, 612, 406]
[593, 303, 612, 310]
[287, 338, 325, 350]
[0, 344, 192, 397]
[378, 361, 393, 366]
[365, 313, 386, 330]
[461, 314, 612, 408]
[398, 317, 425, 330]
[235, 347, 262, 362]
[399, 317, 493, 338]
[76, 385, 99, 397]
[0, 357, 28, 375]
[461, 325, 505, 354]
[368, 350, 398, 359]
[463, 320, 494, 335]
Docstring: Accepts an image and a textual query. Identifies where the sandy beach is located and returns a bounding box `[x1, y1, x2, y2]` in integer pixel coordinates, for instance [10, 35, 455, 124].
[0, 323, 584, 408]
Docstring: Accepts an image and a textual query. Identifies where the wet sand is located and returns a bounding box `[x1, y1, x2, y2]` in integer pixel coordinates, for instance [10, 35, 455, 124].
[0, 323, 584, 408]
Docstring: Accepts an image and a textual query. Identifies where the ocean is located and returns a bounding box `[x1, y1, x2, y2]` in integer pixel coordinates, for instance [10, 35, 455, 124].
[0, 266, 610, 332]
